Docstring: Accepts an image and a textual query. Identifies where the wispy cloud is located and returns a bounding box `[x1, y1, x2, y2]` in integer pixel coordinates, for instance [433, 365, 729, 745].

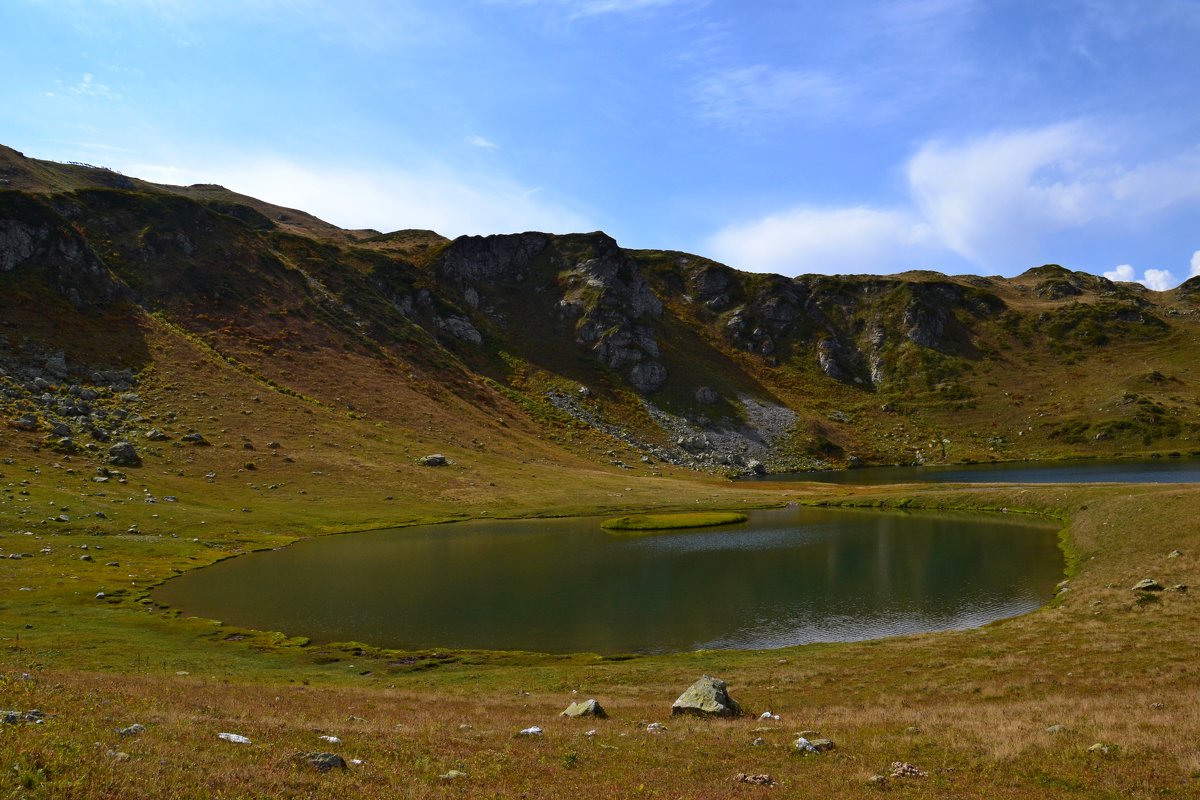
[692, 65, 848, 130]
[707, 207, 933, 275]
[69, 73, 120, 100]
[466, 134, 499, 150]
[707, 123, 1200, 282]
[120, 156, 590, 237]
[488, 0, 690, 18]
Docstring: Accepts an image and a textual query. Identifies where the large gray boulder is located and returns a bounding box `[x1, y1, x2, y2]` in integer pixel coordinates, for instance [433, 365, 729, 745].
[107, 441, 141, 467]
[671, 675, 741, 718]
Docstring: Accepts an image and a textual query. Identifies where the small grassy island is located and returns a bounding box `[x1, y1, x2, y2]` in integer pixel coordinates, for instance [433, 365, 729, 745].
[600, 511, 749, 532]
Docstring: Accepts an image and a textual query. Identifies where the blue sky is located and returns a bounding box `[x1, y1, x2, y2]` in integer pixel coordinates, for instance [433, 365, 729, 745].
[4, 0, 1200, 287]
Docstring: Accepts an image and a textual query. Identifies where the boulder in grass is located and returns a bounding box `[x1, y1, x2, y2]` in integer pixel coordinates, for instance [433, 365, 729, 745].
[418, 454, 448, 467]
[298, 752, 348, 772]
[671, 675, 741, 718]
[1133, 578, 1164, 592]
[561, 699, 607, 719]
[107, 441, 141, 467]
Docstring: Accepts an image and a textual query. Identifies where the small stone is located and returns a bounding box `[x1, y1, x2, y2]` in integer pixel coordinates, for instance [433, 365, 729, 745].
[1167, 549, 1183, 559]
[440, 769, 468, 780]
[1087, 743, 1110, 755]
[298, 752, 347, 772]
[809, 738, 836, 752]
[890, 761, 927, 778]
[117, 723, 145, 736]
[1045, 724, 1064, 733]
[646, 722, 667, 733]
[318, 735, 341, 744]
[95, 592, 106, 600]
[750, 737, 765, 747]
[562, 699, 607, 719]
[518, 726, 543, 736]
[218, 732, 252, 744]
[1133, 578, 1164, 592]
[733, 773, 775, 787]
[106, 750, 130, 762]
[867, 775, 889, 788]
[794, 737, 818, 753]
[758, 711, 780, 721]
[1170, 584, 1188, 593]
[418, 454, 448, 467]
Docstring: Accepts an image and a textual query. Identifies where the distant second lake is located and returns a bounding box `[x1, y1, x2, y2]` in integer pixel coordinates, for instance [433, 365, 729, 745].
[154, 507, 1062, 655]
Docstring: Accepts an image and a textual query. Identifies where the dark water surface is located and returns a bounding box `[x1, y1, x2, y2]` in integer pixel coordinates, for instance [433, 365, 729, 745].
[750, 457, 1200, 485]
[154, 507, 1062, 655]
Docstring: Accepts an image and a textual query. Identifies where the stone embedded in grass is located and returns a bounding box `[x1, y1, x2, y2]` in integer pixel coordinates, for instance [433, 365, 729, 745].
[1167, 549, 1183, 559]
[1133, 578, 1164, 592]
[1170, 584, 1188, 593]
[734, 773, 775, 787]
[518, 726, 543, 736]
[672, 676, 741, 718]
[561, 699, 606, 719]
[117, 723, 145, 736]
[217, 732, 251, 744]
[890, 761, 926, 778]
[418, 454, 448, 466]
[318, 734, 341, 744]
[1045, 724, 1064, 733]
[1087, 742, 1110, 755]
[646, 722, 667, 733]
[440, 769, 468, 780]
[297, 752, 347, 772]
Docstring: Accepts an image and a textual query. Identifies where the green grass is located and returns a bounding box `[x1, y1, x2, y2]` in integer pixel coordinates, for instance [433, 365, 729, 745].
[600, 510, 749, 532]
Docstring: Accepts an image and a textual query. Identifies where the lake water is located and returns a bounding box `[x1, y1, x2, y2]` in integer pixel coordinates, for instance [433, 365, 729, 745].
[154, 507, 1062, 655]
[751, 457, 1200, 485]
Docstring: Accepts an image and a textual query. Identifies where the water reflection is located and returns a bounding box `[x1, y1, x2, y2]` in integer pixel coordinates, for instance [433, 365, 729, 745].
[154, 507, 1061, 655]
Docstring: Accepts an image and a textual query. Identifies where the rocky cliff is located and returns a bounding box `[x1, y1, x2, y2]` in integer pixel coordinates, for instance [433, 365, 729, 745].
[3, 144, 1200, 477]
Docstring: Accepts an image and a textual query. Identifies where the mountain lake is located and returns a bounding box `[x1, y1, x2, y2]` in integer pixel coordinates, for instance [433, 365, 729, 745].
[154, 506, 1063, 655]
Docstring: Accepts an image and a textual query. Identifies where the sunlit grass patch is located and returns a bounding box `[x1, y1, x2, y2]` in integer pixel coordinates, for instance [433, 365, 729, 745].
[600, 511, 748, 532]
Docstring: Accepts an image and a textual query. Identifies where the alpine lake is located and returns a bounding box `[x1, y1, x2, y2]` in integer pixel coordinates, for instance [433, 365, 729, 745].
[155, 505, 1063, 656]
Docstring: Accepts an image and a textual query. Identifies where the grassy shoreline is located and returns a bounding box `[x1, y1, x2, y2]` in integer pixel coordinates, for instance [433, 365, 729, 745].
[3, 477, 1199, 797]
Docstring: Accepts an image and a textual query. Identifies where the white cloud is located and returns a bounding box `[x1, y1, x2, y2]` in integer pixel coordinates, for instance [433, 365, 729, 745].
[120, 156, 590, 237]
[707, 206, 932, 275]
[1104, 264, 1175, 291]
[466, 135, 499, 150]
[709, 124, 1200, 279]
[1191, 250, 1200, 278]
[906, 124, 1102, 268]
[693, 65, 847, 129]
[1142, 268, 1174, 291]
[1104, 264, 1135, 282]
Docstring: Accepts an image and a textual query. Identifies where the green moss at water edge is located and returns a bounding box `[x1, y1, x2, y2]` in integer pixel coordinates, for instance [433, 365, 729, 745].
[600, 511, 749, 532]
